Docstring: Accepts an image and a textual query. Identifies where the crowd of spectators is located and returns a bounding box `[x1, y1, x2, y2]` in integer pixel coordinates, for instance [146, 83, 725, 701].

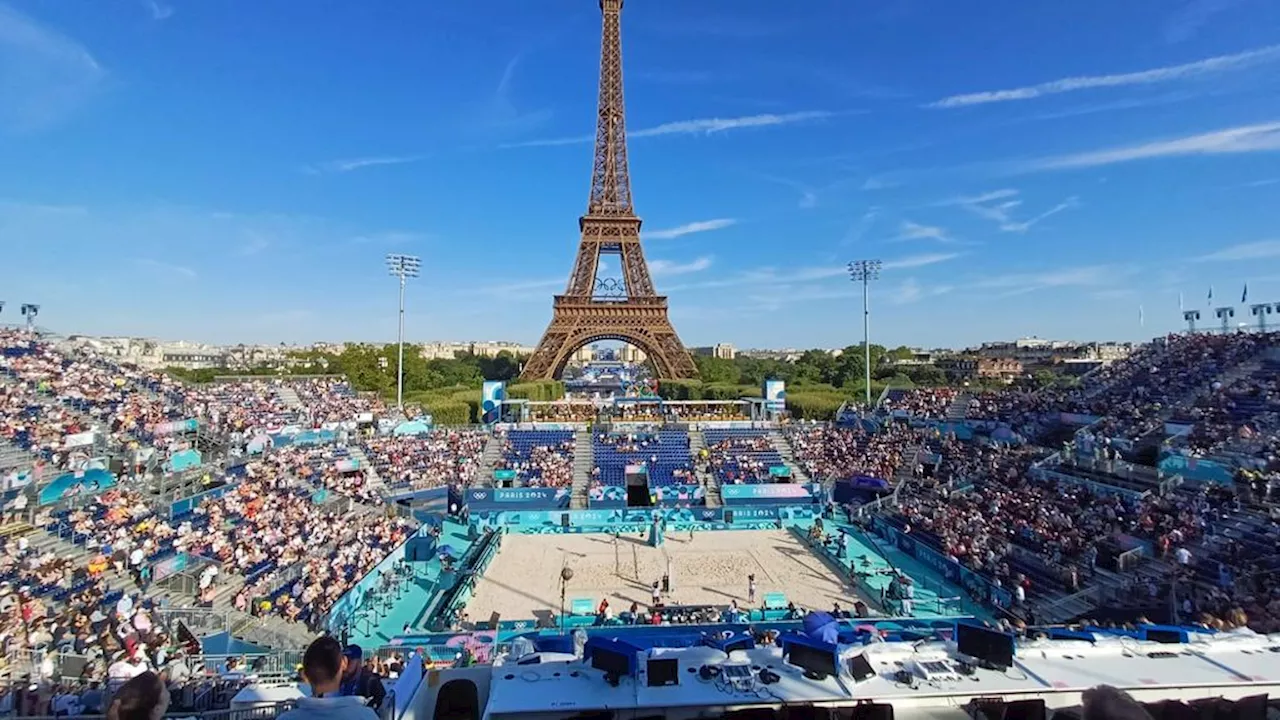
[785, 421, 917, 481]
[361, 430, 488, 490]
[494, 430, 575, 487]
[291, 378, 385, 425]
[264, 444, 384, 504]
[703, 432, 781, 484]
[881, 388, 960, 419]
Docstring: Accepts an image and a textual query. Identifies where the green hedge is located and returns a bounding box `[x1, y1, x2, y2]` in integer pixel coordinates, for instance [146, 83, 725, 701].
[505, 381, 565, 402]
[656, 380, 757, 401]
[785, 391, 848, 421]
[426, 400, 472, 426]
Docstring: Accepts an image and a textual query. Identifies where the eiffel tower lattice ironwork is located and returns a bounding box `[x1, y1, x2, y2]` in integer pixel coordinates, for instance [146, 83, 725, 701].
[520, 0, 698, 381]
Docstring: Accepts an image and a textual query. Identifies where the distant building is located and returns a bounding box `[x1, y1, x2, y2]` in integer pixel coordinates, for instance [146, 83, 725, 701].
[689, 343, 736, 360]
[419, 341, 535, 360]
[975, 337, 1134, 371]
[936, 356, 1024, 383]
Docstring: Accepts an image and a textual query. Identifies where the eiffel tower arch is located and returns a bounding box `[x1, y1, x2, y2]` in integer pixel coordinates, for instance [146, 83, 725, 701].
[520, 0, 698, 382]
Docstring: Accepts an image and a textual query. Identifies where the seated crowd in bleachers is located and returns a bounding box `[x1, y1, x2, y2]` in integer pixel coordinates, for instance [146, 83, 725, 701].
[528, 401, 598, 423]
[591, 430, 694, 487]
[361, 429, 488, 490]
[290, 377, 385, 425]
[784, 421, 916, 482]
[264, 443, 383, 504]
[881, 387, 959, 419]
[702, 428, 784, 484]
[494, 429, 575, 487]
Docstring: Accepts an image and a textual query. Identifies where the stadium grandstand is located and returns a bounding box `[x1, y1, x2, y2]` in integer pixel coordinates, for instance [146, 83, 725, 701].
[3, 326, 1280, 717]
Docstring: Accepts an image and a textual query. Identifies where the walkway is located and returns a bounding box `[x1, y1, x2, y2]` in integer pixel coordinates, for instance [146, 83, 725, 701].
[346, 518, 477, 649]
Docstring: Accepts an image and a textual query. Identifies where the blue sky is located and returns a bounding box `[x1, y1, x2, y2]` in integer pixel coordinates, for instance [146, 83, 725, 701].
[2, 0, 1279, 350]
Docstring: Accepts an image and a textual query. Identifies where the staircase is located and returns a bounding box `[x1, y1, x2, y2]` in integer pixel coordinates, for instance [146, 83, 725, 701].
[689, 428, 721, 507]
[945, 392, 972, 422]
[767, 429, 811, 483]
[571, 427, 594, 509]
[479, 434, 503, 481]
[347, 445, 381, 487]
[276, 384, 304, 410]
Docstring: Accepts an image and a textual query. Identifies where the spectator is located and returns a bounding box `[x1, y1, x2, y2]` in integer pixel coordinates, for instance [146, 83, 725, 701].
[107, 671, 169, 720]
[279, 637, 379, 720]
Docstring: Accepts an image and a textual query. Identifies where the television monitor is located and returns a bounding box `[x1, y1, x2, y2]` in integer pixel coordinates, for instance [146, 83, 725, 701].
[591, 647, 630, 678]
[786, 643, 838, 679]
[646, 658, 678, 687]
[1144, 629, 1182, 644]
[848, 653, 876, 682]
[955, 623, 1014, 669]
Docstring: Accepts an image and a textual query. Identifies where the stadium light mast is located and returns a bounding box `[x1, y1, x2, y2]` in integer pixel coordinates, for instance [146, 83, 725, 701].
[19, 304, 39, 332]
[848, 260, 881, 408]
[1250, 303, 1272, 333]
[386, 254, 421, 413]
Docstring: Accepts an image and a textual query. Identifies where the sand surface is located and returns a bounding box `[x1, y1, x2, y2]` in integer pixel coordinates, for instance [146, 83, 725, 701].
[465, 529, 872, 622]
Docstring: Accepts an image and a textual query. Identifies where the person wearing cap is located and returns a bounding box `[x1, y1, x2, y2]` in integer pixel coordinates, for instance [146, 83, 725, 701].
[338, 644, 385, 711]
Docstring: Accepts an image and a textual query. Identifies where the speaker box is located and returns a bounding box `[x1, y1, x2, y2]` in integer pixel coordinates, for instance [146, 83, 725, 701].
[724, 510, 735, 523]
[561, 513, 571, 528]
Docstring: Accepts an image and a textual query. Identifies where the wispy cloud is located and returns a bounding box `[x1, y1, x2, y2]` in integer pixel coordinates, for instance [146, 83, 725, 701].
[349, 231, 426, 246]
[893, 278, 954, 305]
[141, 0, 173, 20]
[505, 111, 832, 148]
[1165, 0, 1245, 44]
[238, 231, 271, 256]
[1241, 178, 1278, 188]
[973, 264, 1135, 296]
[882, 252, 962, 270]
[645, 218, 737, 240]
[650, 256, 713, 276]
[1193, 240, 1280, 262]
[135, 258, 196, 279]
[939, 189, 1079, 233]
[928, 44, 1280, 108]
[666, 266, 847, 293]
[487, 53, 553, 131]
[753, 173, 819, 209]
[894, 221, 954, 243]
[476, 277, 564, 300]
[1026, 121, 1280, 170]
[0, 3, 107, 131]
[861, 177, 901, 191]
[840, 209, 879, 246]
[305, 155, 424, 174]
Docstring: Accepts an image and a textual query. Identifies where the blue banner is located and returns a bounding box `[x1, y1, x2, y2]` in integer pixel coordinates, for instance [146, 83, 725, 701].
[465, 486, 571, 510]
[588, 485, 627, 509]
[1159, 453, 1234, 485]
[720, 482, 822, 505]
[39, 468, 116, 506]
[464, 505, 813, 534]
[869, 517, 1012, 609]
[481, 381, 506, 425]
[726, 506, 779, 521]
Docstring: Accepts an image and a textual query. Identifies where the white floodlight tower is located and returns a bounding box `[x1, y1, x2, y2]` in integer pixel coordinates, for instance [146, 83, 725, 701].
[386, 254, 421, 413]
[847, 260, 882, 408]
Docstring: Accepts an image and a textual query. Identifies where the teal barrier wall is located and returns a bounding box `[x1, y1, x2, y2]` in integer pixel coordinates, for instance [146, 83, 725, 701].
[39, 468, 116, 506]
[1159, 453, 1234, 485]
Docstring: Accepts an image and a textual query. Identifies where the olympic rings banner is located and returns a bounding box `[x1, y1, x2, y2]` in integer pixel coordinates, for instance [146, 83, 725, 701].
[465, 486, 571, 510]
[720, 482, 823, 505]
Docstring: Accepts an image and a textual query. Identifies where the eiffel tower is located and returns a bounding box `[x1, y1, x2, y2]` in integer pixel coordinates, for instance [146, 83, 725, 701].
[519, 0, 698, 381]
